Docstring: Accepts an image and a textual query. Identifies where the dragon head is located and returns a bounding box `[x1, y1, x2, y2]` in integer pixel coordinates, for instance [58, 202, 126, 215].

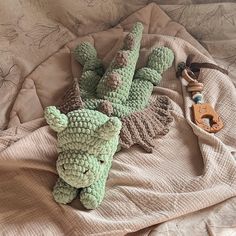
[45, 106, 121, 188]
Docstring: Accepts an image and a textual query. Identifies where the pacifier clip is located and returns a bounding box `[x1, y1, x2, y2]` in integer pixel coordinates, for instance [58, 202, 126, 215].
[177, 56, 228, 133]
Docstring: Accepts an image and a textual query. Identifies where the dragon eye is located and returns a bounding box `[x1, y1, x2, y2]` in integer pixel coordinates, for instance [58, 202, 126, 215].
[99, 160, 105, 164]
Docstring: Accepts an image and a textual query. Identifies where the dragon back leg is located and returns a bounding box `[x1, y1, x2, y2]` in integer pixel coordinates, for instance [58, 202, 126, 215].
[74, 42, 104, 98]
[127, 46, 174, 111]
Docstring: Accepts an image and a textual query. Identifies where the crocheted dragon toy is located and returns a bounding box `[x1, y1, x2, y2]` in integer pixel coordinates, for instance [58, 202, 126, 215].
[44, 22, 174, 209]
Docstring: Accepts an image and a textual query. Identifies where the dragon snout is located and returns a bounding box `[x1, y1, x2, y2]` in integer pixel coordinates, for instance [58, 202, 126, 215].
[56, 155, 101, 188]
[61, 164, 88, 175]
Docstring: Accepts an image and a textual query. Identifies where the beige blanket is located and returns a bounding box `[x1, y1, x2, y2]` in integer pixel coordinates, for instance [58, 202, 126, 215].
[0, 2, 236, 235]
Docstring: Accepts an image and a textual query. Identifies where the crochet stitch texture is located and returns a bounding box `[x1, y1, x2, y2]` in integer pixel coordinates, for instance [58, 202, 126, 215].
[44, 22, 174, 209]
[75, 22, 174, 118]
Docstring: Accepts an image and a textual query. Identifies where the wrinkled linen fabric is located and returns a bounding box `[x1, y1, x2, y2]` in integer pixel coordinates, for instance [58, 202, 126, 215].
[0, 1, 236, 236]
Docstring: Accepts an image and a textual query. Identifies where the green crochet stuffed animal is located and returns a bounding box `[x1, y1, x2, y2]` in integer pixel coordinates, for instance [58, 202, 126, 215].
[45, 22, 174, 209]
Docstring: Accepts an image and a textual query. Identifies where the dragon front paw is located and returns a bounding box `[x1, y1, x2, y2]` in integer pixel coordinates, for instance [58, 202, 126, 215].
[53, 178, 78, 204]
[80, 192, 101, 209]
[80, 187, 105, 209]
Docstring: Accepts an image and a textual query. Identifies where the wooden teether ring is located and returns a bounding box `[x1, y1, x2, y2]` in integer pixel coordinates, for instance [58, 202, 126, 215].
[182, 69, 196, 83]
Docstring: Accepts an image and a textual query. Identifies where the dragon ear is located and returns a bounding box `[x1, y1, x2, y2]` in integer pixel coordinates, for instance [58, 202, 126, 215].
[44, 106, 68, 133]
[97, 117, 122, 140]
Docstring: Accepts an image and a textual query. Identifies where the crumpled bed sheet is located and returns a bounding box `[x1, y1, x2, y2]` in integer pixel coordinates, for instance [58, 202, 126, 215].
[0, 1, 236, 235]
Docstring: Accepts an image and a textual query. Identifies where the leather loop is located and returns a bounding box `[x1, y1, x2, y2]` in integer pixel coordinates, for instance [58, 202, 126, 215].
[186, 54, 228, 77]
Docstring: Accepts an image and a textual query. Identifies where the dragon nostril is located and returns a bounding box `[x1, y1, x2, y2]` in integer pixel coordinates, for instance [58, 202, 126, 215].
[83, 169, 89, 174]
[62, 165, 66, 171]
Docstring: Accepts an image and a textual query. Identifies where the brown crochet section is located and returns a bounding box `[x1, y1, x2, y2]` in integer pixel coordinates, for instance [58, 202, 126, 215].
[98, 100, 113, 116]
[57, 80, 83, 114]
[114, 51, 129, 67]
[120, 96, 173, 153]
[124, 33, 135, 50]
[106, 72, 122, 90]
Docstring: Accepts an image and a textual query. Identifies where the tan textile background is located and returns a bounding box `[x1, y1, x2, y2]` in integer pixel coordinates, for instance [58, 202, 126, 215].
[1, 0, 236, 130]
[0, 1, 236, 235]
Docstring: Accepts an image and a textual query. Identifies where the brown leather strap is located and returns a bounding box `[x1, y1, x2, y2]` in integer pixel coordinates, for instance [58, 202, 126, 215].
[190, 62, 228, 75]
[186, 54, 228, 76]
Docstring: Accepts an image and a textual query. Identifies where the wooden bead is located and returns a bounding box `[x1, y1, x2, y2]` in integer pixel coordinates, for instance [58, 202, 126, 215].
[192, 93, 203, 104]
[187, 81, 204, 92]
